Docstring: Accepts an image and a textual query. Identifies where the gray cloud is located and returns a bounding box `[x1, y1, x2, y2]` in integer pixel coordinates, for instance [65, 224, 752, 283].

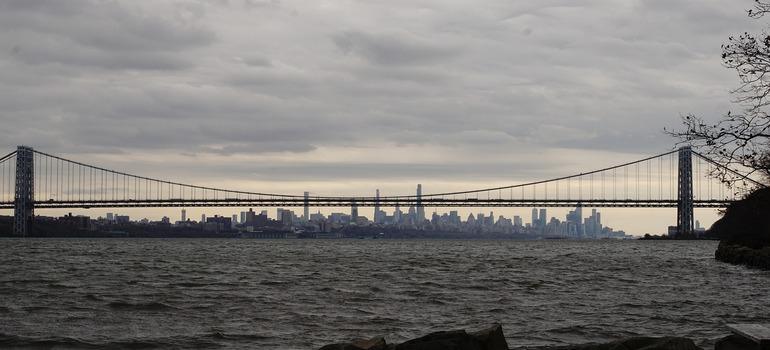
[333, 30, 462, 66]
[0, 0, 762, 193]
[0, 0, 215, 70]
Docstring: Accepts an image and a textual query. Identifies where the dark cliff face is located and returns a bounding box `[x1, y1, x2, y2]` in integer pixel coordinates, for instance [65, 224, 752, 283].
[709, 187, 770, 249]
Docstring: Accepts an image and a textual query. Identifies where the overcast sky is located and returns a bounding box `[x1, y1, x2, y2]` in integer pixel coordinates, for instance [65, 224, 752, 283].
[0, 0, 763, 233]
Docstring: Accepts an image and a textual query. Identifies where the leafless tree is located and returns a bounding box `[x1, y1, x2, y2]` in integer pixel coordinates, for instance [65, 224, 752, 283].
[669, 0, 770, 186]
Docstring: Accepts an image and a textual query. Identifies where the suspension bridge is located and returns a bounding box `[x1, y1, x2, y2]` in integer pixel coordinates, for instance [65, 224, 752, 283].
[0, 146, 764, 237]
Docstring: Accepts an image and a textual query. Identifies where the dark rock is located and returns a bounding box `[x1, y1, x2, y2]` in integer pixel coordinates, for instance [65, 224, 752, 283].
[708, 187, 770, 270]
[715, 334, 760, 350]
[518, 336, 702, 350]
[470, 324, 509, 350]
[715, 242, 770, 270]
[319, 337, 389, 350]
[394, 330, 484, 350]
[605, 336, 701, 350]
[319, 344, 365, 350]
[351, 337, 388, 350]
[318, 326, 700, 350]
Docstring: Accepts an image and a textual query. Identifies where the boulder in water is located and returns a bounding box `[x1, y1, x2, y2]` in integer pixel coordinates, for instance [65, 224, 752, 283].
[598, 336, 701, 350]
[394, 330, 483, 350]
[470, 324, 510, 350]
[319, 336, 388, 350]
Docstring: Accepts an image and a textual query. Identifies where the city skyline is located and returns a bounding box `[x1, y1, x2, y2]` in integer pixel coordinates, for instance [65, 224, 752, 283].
[45, 181, 717, 237]
[86, 201, 634, 239]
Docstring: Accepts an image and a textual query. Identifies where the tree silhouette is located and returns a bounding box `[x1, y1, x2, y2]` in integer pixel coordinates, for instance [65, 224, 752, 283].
[669, 0, 770, 186]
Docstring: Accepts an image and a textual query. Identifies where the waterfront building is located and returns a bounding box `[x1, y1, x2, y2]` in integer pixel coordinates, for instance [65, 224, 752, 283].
[310, 211, 325, 222]
[205, 215, 232, 232]
[116, 215, 130, 224]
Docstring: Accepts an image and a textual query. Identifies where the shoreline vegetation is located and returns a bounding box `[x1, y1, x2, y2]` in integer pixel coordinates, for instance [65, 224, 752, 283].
[709, 187, 770, 270]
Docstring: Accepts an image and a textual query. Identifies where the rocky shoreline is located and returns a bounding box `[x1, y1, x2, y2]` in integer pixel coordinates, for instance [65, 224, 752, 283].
[707, 187, 770, 270]
[317, 324, 712, 350]
[715, 241, 770, 270]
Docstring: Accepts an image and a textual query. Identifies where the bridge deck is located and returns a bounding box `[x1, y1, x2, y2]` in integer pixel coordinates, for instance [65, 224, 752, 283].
[0, 199, 732, 209]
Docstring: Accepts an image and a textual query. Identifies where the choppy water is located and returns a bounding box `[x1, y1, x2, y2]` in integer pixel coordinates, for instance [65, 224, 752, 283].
[0, 238, 768, 349]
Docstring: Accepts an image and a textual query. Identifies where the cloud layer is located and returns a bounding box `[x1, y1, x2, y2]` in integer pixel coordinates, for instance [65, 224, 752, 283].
[0, 0, 762, 192]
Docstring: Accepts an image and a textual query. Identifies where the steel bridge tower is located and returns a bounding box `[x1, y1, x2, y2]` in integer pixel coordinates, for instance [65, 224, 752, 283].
[13, 146, 34, 236]
[677, 146, 694, 237]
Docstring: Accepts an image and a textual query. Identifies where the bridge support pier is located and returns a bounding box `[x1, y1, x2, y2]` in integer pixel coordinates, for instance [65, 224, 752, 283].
[13, 146, 34, 237]
[677, 146, 694, 237]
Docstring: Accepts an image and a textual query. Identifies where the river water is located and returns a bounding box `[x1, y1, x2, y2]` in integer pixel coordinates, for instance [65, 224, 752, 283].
[0, 239, 768, 349]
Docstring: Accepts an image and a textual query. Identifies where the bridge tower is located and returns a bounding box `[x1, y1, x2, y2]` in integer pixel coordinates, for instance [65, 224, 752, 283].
[13, 146, 34, 236]
[677, 146, 694, 237]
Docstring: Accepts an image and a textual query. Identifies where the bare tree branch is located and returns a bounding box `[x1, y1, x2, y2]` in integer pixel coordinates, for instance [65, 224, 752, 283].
[669, 1, 770, 186]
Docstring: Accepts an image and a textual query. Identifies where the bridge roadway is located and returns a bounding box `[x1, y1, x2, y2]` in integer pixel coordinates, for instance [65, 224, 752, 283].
[0, 198, 732, 209]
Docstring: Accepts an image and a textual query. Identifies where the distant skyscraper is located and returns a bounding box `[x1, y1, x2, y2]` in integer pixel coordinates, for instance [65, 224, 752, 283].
[106, 212, 114, 222]
[232, 214, 238, 227]
[531, 208, 538, 227]
[374, 189, 381, 224]
[244, 208, 256, 224]
[408, 206, 416, 225]
[181, 209, 187, 222]
[279, 209, 294, 226]
[416, 184, 425, 224]
[351, 201, 359, 221]
[201, 214, 206, 223]
[539, 208, 547, 228]
[573, 204, 584, 237]
[466, 213, 476, 226]
[303, 191, 310, 221]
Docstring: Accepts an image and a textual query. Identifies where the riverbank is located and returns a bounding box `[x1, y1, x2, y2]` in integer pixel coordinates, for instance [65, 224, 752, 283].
[709, 187, 770, 270]
[715, 241, 770, 269]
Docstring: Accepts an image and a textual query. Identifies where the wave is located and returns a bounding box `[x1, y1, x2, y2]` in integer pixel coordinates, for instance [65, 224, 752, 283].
[259, 280, 292, 286]
[0, 332, 269, 349]
[107, 301, 177, 311]
[47, 282, 80, 289]
[0, 334, 100, 349]
[83, 294, 102, 301]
